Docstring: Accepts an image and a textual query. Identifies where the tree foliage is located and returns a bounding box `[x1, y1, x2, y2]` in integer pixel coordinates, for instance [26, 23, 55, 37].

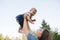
[41, 20, 60, 40]
[41, 20, 51, 30]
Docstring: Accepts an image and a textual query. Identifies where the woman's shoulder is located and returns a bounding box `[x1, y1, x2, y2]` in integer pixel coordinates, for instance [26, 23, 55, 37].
[27, 33, 38, 40]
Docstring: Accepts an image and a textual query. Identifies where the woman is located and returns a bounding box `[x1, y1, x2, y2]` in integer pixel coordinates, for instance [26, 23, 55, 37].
[23, 14, 51, 40]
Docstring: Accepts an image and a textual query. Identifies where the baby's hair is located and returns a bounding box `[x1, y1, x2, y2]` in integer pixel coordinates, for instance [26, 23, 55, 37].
[30, 8, 37, 12]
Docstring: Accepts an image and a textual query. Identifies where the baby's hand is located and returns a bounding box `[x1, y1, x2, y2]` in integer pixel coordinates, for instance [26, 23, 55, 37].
[32, 19, 36, 21]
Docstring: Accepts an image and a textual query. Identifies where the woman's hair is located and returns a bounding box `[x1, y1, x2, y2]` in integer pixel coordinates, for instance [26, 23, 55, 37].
[38, 29, 51, 40]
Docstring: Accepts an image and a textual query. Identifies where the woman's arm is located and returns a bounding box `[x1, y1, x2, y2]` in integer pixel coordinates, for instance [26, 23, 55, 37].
[23, 14, 31, 35]
[23, 14, 38, 40]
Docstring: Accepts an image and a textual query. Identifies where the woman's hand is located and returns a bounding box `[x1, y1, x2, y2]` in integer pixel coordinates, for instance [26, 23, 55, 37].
[23, 14, 31, 35]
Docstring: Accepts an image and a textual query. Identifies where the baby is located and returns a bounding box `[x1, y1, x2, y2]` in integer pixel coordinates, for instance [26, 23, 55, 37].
[16, 8, 37, 33]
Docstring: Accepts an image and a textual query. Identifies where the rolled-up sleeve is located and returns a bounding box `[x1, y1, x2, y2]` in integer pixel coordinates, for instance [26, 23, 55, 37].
[27, 33, 38, 40]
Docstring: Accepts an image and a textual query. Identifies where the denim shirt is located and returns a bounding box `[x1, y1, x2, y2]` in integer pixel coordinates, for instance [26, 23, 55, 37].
[27, 33, 38, 40]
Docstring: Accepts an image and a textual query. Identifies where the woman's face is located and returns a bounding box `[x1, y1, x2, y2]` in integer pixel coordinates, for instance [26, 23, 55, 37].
[36, 29, 44, 38]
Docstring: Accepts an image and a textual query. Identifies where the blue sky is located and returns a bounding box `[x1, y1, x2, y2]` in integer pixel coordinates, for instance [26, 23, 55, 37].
[0, 0, 60, 38]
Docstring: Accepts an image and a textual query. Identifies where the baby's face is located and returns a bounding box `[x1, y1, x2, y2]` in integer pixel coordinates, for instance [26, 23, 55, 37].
[31, 10, 37, 16]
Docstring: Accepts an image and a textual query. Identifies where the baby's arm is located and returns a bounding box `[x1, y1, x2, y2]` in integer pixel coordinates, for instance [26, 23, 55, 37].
[32, 19, 36, 21]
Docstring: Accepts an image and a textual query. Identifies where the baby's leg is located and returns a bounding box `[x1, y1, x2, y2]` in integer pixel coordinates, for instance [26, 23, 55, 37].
[18, 25, 23, 33]
[19, 25, 22, 30]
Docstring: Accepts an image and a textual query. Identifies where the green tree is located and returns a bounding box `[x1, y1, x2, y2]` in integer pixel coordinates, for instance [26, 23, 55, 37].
[41, 20, 51, 30]
[41, 20, 60, 40]
[53, 32, 58, 40]
[50, 28, 60, 40]
[58, 35, 60, 40]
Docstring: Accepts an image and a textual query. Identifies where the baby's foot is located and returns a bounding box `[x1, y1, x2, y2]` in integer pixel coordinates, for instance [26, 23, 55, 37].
[18, 29, 23, 33]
